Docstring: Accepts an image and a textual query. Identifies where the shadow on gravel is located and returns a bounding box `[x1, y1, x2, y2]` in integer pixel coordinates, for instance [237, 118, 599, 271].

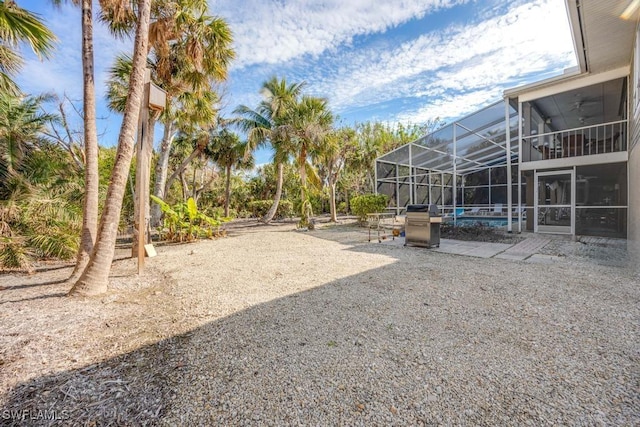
[2, 236, 638, 426]
[0, 292, 67, 305]
[2, 279, 68, 291]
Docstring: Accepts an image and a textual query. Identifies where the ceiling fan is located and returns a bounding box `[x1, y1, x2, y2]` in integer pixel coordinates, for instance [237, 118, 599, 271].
[577, 116, 595, 125]
[570, 99, 599, 111]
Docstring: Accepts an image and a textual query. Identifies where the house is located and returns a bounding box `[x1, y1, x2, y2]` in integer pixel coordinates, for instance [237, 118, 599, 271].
[375, 0, 639, 254]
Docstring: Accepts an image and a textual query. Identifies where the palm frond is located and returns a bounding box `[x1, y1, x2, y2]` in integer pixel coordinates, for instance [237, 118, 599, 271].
[0, 237, 31, 271]
[0, 1, 56, 58]
[97, 0, 137, 38]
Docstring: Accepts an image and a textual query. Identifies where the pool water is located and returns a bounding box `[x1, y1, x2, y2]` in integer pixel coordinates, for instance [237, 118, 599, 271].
[448, 216, 518, 228]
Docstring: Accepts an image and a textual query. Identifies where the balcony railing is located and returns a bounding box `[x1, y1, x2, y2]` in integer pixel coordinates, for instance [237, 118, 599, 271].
[523, 120, 627, 161]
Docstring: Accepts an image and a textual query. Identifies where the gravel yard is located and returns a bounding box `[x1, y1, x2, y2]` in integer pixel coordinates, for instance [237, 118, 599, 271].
[1, 221, 638, 425]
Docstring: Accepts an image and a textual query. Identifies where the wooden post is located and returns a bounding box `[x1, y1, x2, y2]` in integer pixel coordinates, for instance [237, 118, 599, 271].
[133, 70, 151, 273]
[133, 70, 166, 274]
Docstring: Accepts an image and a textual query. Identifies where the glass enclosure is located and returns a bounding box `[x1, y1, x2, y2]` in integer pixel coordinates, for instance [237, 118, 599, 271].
[375, 91, 629, 239]
[375, 100, 523, 221]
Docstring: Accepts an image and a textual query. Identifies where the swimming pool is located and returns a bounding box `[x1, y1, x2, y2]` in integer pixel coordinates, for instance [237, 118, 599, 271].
[446, 216, 519, 228]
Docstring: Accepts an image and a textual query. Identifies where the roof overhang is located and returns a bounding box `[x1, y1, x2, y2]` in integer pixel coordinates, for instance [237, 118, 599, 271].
[513, 66, 629, 103]
[504, 0, 636, 100]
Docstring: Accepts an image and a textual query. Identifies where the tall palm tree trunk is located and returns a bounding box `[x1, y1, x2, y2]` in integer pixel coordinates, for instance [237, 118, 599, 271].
[151, 121, 174, 226]
[67, 0, 99, 283]
[261, 162, 283, 223]
[224, 164, 231, 217]
[69, 0, 152, 296]
[329, 181, 338, 222]
[299, 150, 308, 225]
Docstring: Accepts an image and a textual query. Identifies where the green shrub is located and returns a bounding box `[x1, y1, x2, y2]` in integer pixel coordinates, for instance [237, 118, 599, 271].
[151, 196, 228, 242]
[207, 206, 237, 220]
[337, 201, 347, 214]
[247, 199, 294, 219]
[350, 194, 389, 223]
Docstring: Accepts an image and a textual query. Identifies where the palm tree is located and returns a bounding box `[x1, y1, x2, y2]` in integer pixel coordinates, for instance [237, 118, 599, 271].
[78, 0, 233, 296]
[287, 95, 333, 226]
[105, 0, 234, 226]
[0, 93, 81, 271]
[234, 77, 305, 223]
[104, 0, 234, 227]
[206, 128, 253, 217]
[0, 144, 83, 271]
[48, 0, 101, 283]
[69, 0, 153, 296]
[317, 127, 357, 222]
[163, 115, 217, 197]
[150, 1, 233, 225]
[0, 1, 56, 95]
[0, 93, 56, 178]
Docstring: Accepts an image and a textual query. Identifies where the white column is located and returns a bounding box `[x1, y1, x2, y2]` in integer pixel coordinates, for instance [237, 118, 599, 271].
[409, 144, 414, 206]
[518, 100, 523, 233]
[453, 124, 457, 226]
[506, 99, 513, 232]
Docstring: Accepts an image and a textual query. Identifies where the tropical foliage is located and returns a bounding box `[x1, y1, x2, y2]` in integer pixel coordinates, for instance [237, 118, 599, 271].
[1, 3, 447, 296]
[350, 194, 389, 223]
[0, 0, 55, 95]
[246, 199, 294, 220]
[0, 93, 74, 270]
[150, 195, 227, 242]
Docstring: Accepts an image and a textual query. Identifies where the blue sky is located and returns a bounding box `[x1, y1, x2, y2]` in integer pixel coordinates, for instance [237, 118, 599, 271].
[16, 0, 577, 165]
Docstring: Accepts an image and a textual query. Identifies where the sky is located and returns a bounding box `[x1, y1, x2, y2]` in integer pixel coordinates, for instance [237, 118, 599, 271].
[15, 0, 577, 165]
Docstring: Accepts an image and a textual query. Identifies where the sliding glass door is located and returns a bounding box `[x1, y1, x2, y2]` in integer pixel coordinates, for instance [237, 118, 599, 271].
[535, 170, 574, 234]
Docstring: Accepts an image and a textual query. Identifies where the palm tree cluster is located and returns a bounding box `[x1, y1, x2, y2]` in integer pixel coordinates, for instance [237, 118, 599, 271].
[0, 1, 441, 296]
[234, 78, 335, 226]
[0, 93, 82, 270]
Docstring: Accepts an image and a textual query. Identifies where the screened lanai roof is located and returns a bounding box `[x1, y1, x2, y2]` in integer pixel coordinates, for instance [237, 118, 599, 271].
[377, 100, 519, 175]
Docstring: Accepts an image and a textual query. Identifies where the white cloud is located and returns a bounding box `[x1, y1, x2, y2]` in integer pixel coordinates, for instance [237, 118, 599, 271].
[209, 0, 470, 68]
[306, 0, 576, 122]
[15, 0, 577, 150]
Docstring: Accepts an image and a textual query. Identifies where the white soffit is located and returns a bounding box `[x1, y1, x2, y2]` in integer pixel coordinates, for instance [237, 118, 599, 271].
[580, 0, 637, 74]
[517, 66, 629, 103]
[505, 0, 635, 100]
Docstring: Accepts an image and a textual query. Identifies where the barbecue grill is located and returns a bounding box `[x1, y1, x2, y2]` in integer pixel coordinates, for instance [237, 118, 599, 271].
[404, 204, 441, 248]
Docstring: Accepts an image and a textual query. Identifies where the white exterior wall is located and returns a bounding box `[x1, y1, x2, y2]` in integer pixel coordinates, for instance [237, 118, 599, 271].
[629, 25, 640, 268]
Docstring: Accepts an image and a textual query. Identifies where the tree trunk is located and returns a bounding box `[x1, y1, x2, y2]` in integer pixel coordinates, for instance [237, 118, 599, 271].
[224, 164, 231, 217]
[345, 188, 350, 214]
[261, 161, 283, 223]
[299, 153, 308, 225]
[180, 171, 188, 201]
[165, 147, 201, 196]
[69, 0, 152, 296]
[193, 171, 217, 202]
[191, 165, 197, 199]
[68, 0, 98, 276]
[329, 181, 338, 222]
[67, 0, 99, 284]
[150, 121, 174, 226]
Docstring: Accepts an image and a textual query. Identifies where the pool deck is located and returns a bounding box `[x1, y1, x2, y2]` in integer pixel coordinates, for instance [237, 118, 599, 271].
[382, 236, 557, 262]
